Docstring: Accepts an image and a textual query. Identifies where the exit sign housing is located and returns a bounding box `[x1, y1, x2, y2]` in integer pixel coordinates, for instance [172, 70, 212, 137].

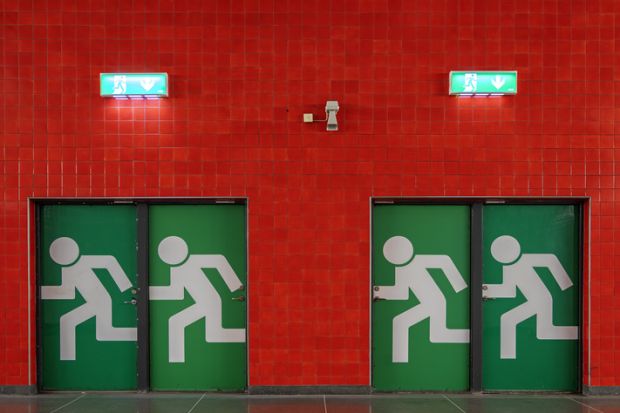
[449, 71, 517, 96]
[100, 73, 168, 98]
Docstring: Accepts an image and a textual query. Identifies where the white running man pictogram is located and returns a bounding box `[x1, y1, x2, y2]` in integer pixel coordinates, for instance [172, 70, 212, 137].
[483, 235, 578, 359]
[374, 235, 470, 363]
[150, 236, 245, 363]
[41, 237, 137, 360]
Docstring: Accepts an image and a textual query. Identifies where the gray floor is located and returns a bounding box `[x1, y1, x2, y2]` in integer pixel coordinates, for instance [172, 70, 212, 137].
[1, 394, 620, 413]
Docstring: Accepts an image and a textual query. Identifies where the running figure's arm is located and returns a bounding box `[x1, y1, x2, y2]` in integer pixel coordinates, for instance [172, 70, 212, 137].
[195, 255, 243, 292]
[373, 273, 410, 300]
[483, 281, 517, 298]
[526, 254, 573, 291]
[150, 285, 183, 300]
[85, 256, 133, 292]
[416, 255, 468, 293]
[483, 269, 517, 298]
[149, 274, 185, 300]
[41, 274, 76, 300]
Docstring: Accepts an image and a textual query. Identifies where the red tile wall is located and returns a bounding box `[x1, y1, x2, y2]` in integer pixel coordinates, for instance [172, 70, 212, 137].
[0, 0, 618, 387]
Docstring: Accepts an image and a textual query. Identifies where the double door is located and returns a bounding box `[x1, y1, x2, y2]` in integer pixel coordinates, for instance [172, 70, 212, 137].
[39, 203, 247, 391]
[372, 203, 581, 392]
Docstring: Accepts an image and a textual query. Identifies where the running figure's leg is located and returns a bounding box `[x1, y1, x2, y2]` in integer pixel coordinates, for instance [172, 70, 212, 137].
[60, 304, 97, 360]
[168, 304, 204, 362]
[535, 298, 578, 340]
[428, 295, 470, 343]
[500, 302, 536, 359]
[392, 304, 429, 363]
[203, 290, 245, 343]
[95, 297, 137, 342]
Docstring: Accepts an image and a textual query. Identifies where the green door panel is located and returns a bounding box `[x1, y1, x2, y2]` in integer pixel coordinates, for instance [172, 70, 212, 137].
[40, 205, 138, 390]
[372, 205, 470, 391]
[149, 204, 247, 391]
[482, 205, 579, 391]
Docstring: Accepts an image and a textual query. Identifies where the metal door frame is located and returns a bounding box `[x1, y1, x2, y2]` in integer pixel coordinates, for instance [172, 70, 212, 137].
[370, 197, 587, 393]
[33, 197, 249, 392]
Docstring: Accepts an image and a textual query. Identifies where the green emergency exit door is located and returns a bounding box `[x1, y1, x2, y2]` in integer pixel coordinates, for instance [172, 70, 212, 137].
[39, 205, 138, 390]
[149, 204, 247, 391]
[482, 205, 580, 391]
[372, 205, 470, 391]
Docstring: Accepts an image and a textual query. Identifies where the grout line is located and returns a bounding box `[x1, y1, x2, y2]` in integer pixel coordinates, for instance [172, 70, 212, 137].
[323, 395, 328, 413]
[48, 393, 86, 413]
[566, 396, 605, 413]
[186, 392, 207, 413]
[443, 395, 467, 413]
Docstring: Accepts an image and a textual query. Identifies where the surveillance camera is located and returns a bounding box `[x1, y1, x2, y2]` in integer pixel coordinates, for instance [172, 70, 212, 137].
[325, 100, 339, 131]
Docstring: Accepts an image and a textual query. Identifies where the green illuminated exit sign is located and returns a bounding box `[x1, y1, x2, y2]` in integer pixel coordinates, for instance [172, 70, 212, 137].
[449, 71, 517, 96]
[100, 73, 168, 97]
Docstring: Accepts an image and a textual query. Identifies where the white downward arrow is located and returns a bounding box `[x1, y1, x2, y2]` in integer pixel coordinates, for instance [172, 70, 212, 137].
[491, 75, 505, 90]
[140, 78, 156, 91]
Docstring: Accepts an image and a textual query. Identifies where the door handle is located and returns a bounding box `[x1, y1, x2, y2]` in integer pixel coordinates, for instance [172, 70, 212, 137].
[124, 298, 137, 305]
[232, 296, 245, 302]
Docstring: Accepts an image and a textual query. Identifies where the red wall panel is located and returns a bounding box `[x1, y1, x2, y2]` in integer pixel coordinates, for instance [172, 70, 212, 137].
[0, 0, 618, 387]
